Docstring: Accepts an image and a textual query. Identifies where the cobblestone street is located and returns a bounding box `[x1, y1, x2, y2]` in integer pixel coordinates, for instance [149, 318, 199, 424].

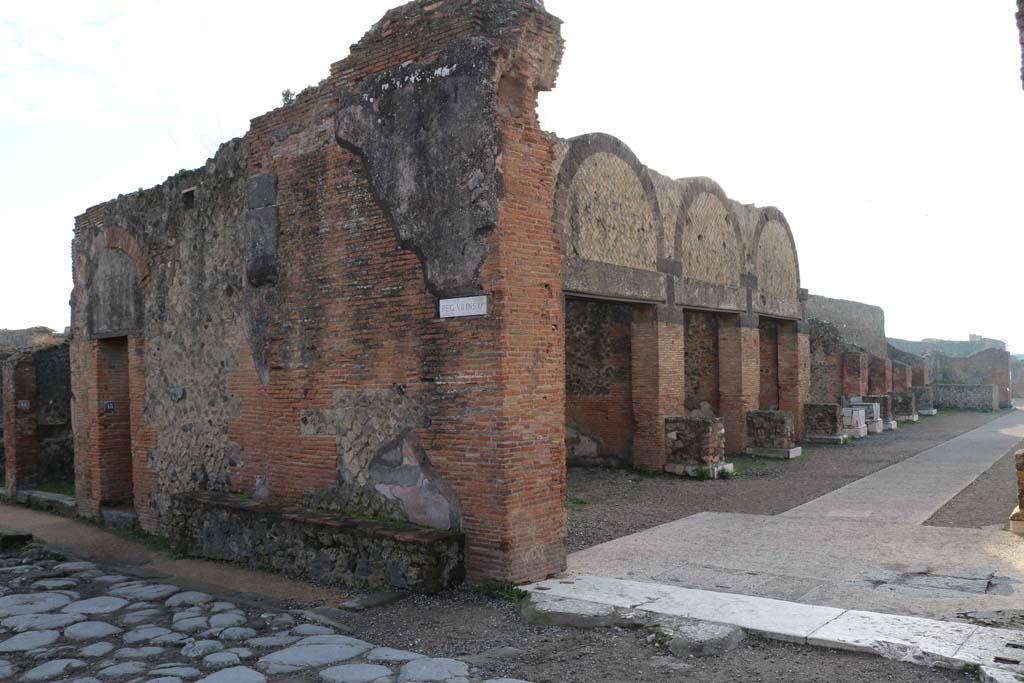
[0, 545, 527, 683]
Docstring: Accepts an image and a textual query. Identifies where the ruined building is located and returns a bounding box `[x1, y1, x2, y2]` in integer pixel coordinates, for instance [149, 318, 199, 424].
[58, 0, 812, 587]
[1, 329, 73, 490]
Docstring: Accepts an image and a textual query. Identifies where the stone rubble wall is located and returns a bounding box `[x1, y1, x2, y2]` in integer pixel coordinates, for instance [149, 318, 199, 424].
[927, 349, 1013, 409]
[930, 384, 1000, 412]
[664, 416, 725, 466]
[891, 392, 917, 418]
[803, 403, 842, 437]
[170, 492, 463, 594]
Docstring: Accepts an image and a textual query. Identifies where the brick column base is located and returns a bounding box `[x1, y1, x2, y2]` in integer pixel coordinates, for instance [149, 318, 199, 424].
[2, 354, 39, 493]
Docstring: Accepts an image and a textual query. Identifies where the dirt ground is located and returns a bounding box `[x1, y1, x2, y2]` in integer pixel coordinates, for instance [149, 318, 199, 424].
[5, 408, 1017, 683]
[568, 409, 1006, 551]
[339, 587, 977, 683]
[926, 444, 1019, 529]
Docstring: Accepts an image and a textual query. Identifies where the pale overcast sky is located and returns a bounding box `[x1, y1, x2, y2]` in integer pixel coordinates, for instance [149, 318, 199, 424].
[1, 1, 1022, 352]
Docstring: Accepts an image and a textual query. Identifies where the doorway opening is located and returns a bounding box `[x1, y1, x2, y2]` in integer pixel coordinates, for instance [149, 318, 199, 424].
[96, 337, 133, 506]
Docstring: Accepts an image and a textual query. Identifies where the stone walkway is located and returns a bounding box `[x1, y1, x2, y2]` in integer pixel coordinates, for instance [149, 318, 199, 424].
[783, 407, 1024, 523]
[0, 546, 529, 683]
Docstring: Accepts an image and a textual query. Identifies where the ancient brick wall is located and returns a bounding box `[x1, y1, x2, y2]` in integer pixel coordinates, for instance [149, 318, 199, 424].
[888, 345, 928, 387]
[684, 310, 720, 415]
[929, 349, 1013, 408]
[892, 361, 912, 393]
[2, 342, 73, 492]
[565, 299, 634, 460]
[805, 295, 887, 359]
[808, 319, 867, 404]
[863, 394, 893, 421]
[759, 318, 780, 410]
[73, 0, 568, 583]
[719, 315, 760, 453]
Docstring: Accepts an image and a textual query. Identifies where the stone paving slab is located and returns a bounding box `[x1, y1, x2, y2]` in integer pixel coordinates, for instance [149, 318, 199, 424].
[567, 512, 1024, 617]
[525, 575, 1024, 673]
[783, 407, 1024, 524]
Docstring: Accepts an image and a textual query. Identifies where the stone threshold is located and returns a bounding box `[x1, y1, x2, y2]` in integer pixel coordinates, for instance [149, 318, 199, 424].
[525, 574, 1024, 676]
[0, 488, 77, 517]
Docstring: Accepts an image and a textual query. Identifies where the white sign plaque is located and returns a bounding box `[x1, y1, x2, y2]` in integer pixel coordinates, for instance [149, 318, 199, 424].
[16, 400, 30, 411]
[439, 295, 488, 319]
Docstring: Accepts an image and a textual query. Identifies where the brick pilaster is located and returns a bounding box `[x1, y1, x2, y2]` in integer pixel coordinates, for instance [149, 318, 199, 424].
[2, 355, 38, 492]
[868, 356, 893, 395]
[842, 352, 868, 397]
[631, 305, 685, 471]
[778, 321, 810, 442]
[719, 313, 760, 454]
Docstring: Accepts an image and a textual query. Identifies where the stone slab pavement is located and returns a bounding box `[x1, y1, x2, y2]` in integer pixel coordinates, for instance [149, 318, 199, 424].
[0, 544, 531, 683]
[783, 406, 1024, 524]
[565, 405, 1024, 619]
[566, 512, 1024, 617]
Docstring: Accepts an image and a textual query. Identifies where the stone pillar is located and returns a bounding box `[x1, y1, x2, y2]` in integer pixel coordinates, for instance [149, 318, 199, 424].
[631, 305, 685, 472]
[778, 321, 810, 442]
[2, 354, 38, 493]
[892, 362, 912, 393]
[842, 352, 868, 397]
[719, 313, 760, 454]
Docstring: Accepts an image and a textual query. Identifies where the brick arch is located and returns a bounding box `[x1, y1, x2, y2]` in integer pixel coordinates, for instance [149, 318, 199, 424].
[552, 132, 664, 261]
[79, 228, 150, 289]
[751, 207, 801, 294]
[673, 177, 746, 285]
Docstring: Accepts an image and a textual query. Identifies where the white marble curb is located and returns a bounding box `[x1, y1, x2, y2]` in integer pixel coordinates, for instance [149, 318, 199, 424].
[526, 575, 1024, 673]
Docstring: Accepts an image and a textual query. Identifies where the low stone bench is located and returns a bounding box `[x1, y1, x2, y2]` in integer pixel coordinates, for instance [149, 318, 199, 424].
[746, 411, 802, 459]
[803, 404, 849, 445]
[912, 386, 937, 416]
[170, 491, 463, 594]
[892, 392, 918, 422]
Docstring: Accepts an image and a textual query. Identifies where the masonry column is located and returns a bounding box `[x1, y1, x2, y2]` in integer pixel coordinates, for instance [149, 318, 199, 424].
[2, 353, 38, 493]
[719, 313, 760, 454]
[868, 356, 893, 395]
[631, 305, 685, 471]
[843, 352, 868, 397]
[778, 320, 810, 442]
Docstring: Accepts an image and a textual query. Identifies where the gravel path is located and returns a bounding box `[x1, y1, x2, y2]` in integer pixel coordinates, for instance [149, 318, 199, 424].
[568, 410, 1007, 551]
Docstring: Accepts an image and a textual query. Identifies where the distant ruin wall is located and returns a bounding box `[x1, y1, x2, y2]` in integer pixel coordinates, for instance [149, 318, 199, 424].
[808, 319, 862, 404]
[805, 295, 887, 359]
[889, 336, 1006, 358]
[1013, 360, 1024, 399]
[929, 349, 1012, 409]
[931, 384, 999, 412]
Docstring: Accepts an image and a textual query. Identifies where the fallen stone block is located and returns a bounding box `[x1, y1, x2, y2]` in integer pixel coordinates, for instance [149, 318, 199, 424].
[655, 617, 745, 658]
[519, 594, 648, 630]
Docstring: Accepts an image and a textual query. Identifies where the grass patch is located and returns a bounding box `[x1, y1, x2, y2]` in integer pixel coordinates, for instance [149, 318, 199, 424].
[473, 578, 528, 602]
[726, 454, 790, 476]
[568, 497, 590, 508]
[36, 480, 76, 497]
